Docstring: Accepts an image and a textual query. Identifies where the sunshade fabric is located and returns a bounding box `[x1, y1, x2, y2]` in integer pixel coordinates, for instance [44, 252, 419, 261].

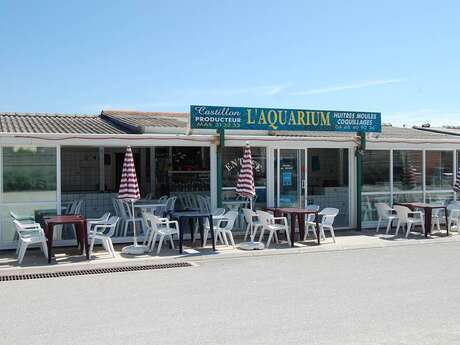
[235, 145, 256, 198]
[454, 166, 460, 193]
[118, 146, 140, 201]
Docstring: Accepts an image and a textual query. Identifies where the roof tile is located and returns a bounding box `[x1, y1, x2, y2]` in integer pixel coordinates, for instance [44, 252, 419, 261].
[0, 113, 128, 134]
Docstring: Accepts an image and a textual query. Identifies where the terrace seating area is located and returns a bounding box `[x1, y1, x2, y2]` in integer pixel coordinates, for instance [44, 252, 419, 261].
[5, 189, 460, 267]
[6, 191, 346, 265]
[373, 201, 460, 238]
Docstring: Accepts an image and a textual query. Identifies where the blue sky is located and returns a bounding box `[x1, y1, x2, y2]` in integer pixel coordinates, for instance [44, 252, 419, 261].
[1, 0, 459, 126]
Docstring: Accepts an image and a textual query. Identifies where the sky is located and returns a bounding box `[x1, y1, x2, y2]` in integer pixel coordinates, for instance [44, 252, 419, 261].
[1, 0, 459, 126]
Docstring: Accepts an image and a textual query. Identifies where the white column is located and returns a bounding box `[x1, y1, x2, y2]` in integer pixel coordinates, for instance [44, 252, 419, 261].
[150, 147, 156, 194]
[56, 145, 62, 215]
[276, 149, 280, 207]
[99, 147, 105, 192]
[0, 146, 3, 204]
[266, 147, 275, 208]
[349, 147, 356, 229]
[140, 148, 147, 194]
[210, 144, 217, 210]
[390, 149, 394, 205]
[304, 148, 308, 207]
[422, 149, 426, 203]
[454, 150, 459, 201]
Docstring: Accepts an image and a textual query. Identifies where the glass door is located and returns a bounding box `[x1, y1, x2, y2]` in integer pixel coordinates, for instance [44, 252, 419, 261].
[275, 149, 304, 207]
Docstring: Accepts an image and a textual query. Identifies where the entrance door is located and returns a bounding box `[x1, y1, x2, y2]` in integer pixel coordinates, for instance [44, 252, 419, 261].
[275, 149, 305, 207]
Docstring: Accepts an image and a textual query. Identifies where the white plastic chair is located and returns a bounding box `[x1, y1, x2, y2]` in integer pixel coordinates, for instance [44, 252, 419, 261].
[375, 203, 399, 234]
[242, 208, 263, 241]
[448, 202, 460, 213]
[303, 205, 320, 240]
[192, 208, 226, 244]
[203, 210, 238, 248]
[88, 216, 119, 258]
[143, 212, 179, 255]
[86, 212, 110, 233]
[165, 196, 177, 217]
[318, 208, 339, 243]
[257, 210, 290, 248]
[393, 205, 425, 238]
[431, 208, 444, 232]
[114, 199, 145, 238]
[9, 211, 35, 223]
[448, 209, 460, 232]
[197, 195, 211, 213]
[155, 195, 169, 216]
[13, 220, 48, 264]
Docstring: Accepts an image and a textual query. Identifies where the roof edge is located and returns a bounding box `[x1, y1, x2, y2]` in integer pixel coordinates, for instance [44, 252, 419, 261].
[413, 126, 460, 136]
[100, 113, 141, 134]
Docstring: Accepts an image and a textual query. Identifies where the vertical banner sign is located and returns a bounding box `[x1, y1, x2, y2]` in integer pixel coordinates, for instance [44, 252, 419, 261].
[190, 105, 381, 132]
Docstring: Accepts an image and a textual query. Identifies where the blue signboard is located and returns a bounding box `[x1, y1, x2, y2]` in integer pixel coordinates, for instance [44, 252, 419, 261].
[190, 105, 381, 132]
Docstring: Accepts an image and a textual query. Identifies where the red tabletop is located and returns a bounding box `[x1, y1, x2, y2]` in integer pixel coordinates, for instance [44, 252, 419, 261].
[43, 215, 89, 263]
[394, 202, 449, 237]
[265, 207, 321, 246]
[44, 215, 85, 225]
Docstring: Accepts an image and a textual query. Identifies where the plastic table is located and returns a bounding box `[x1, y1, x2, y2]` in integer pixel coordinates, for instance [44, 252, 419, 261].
[171, 211, 215, 254]
[43, 215, 89, 263]
[265, 207, 321, 246]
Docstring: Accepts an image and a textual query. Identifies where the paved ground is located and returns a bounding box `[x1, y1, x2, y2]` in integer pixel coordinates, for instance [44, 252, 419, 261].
[2, 230, 458, 271]
[1, 241, 460, 345]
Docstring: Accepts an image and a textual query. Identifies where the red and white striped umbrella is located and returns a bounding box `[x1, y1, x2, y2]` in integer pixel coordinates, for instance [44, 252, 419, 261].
[236, 144, 256, 199]
[454, 166, 460, 193]
[236, 144, 264, 249]
[118, 146, 140, 201]
[119, 146, 143, 252]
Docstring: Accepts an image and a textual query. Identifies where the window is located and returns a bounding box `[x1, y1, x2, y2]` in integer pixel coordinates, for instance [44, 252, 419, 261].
[307, 148, 349, 227]
[223, 147, 266, 187]
[1, 146, 57, 242]
[362, 150, 390, 222]
[222, 147, 267, 207]
[393, 150, 423, 191]
[3, 146, 57, 202]
[362, 149, 456, 228]
[425, 151, 453, 190]
[61, 147, 100, 192]
[155, 147, 210, 197]
[363, 150, 390, 192]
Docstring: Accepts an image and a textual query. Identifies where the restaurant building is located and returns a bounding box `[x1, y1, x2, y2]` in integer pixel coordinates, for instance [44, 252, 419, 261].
[0, 110, 459, 249]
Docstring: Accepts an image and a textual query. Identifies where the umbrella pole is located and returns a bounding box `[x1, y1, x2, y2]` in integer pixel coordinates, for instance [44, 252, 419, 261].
[249, 197, 254, 241]
[132, 200, 138, 246]
[239, 196, 264, 250]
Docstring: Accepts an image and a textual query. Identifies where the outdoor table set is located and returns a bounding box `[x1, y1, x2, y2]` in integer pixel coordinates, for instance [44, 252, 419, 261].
[42, 215, 89, 263]
[265, 207, 321, 246]
[171, 210, 215, 254]
[393, 202, 449, 237]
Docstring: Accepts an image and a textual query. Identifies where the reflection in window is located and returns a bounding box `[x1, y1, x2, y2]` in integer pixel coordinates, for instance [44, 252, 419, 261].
[61, 147, 100, 192]
[393, 193, 423, 204]
[363, 150, 390, 192]
[1, 203, 57, 242]
[307, 148, 349, 227]
[362, 194, 391, 222]
[425, 192, 454, 205]
[3, 146, 57, 202]
[223, 147, 266, 187]
[393, 150, 423, 191]
[155, 147, 210, 197]
[425, 151, 453, 190]
[223, 147, 267, 207]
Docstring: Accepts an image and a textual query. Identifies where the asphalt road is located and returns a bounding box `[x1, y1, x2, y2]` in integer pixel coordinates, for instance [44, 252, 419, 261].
[2, 242, 460, 345]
